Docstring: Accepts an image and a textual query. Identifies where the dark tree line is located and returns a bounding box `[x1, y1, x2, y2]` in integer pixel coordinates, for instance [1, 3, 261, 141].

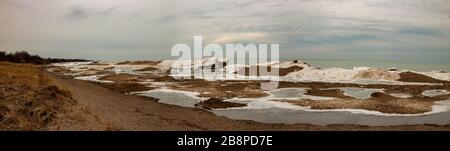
[0, 51, 89, 65]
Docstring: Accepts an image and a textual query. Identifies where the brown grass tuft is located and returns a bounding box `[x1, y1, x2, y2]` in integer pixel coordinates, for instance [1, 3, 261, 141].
[0, 62, 76, 130]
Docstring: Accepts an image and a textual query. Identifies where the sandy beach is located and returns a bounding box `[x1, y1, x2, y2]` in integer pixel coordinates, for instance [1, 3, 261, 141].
[5, 58, 442, 130]
[46, 68, 450, 130]
[2, 54, 450, 130]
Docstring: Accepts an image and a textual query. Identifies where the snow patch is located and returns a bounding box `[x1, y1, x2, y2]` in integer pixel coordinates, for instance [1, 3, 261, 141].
[337, 87, 384, 99]
[74, 74, 113, 83]
[422, 90, 450, 97]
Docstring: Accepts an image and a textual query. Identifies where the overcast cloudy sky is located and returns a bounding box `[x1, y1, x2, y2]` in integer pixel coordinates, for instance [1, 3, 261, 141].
[0, 0, 449, 62]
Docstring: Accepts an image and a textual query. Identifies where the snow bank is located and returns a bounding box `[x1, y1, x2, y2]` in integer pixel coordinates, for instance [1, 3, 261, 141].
[418, 71, 450, 81]
[285, 67, 357, 82]
[285, 66, 403, 83]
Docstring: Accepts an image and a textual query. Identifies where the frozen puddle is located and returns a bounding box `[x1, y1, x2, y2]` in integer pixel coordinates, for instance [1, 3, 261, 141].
[111, 66, 145, 75]
[133, 88, 202, 107]
[131, 88, 450, 126]
[270, 88, 307, 98]
[269, 87, 385, 100]
[269, 88, 336, 100]
[337, 87, 383, 99]
[422, 90, 450, 97]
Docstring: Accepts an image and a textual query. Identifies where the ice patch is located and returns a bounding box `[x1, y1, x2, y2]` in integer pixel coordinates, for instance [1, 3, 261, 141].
[390, 93, 413, 98]
[52, 62, 92, 67]
[269, 88, 336, 100]
[74, 74, 113, 83]
[132, 88, 203, 107]
[270, 88, 308, 98]
[110, 66, 145, 75]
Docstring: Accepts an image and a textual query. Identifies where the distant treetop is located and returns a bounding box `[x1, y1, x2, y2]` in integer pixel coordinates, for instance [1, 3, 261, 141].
[0, 51, 89, 65]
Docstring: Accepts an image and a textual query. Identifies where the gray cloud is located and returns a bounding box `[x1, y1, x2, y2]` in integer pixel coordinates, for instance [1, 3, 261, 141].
[65, 5, 117, 19]
[148, 0, 274, 23]
[66, 5, 88, 19]
[6, 1, 28, 9]
[221, 24, 303, 33]
[1, 0, 449, 65]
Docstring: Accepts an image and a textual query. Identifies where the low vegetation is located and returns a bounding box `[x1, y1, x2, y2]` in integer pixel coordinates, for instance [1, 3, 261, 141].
[0, 51, 88, 65]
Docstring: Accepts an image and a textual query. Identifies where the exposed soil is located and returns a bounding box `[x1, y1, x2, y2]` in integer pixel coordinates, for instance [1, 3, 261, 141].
[195, 98, 246, 110]
[169, 80, 269, 99]
[399, 72, 446, 83]
[98, 73, 141, 83]
[370, 92, 397, 101]
[135, 67, 159, 71]
[96, 82, 156, 93]
[116, 60, 161, 65]
[278, 81, 449, 96]
[87, 62, 109, 66]
[276, 97, 434, 114]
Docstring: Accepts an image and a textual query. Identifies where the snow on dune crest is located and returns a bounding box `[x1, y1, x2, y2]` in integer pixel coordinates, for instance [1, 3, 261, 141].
[157, 58, 449, 83]
[285, 64, 403, 82]
[285, 67, 359, 82]
[159, 57, 227, 70]
[417, 71, 450, 81]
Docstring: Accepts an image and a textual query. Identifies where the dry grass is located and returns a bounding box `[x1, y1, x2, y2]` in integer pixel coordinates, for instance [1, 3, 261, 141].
[0, 62, 51, 87]
[0, 62, 76, 130]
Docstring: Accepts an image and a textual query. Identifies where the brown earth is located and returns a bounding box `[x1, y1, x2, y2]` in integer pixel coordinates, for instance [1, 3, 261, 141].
[87, 62, 109, 66]
[195, 98, 246, 110]
[116, 60, 161, 65]
[168, 80, 269, 99]
[135, 67, 159, 71]
[96, 82, 156, 94]
[98, 73, 141, 83]
[370, 92, 398, 101]
[398, 72, 446, 83]
[278, 81, 450, 96]
[276, 98, 434, 114]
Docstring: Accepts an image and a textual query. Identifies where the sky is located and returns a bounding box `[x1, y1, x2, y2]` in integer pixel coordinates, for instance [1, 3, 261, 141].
[0, 0, 449, 63]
